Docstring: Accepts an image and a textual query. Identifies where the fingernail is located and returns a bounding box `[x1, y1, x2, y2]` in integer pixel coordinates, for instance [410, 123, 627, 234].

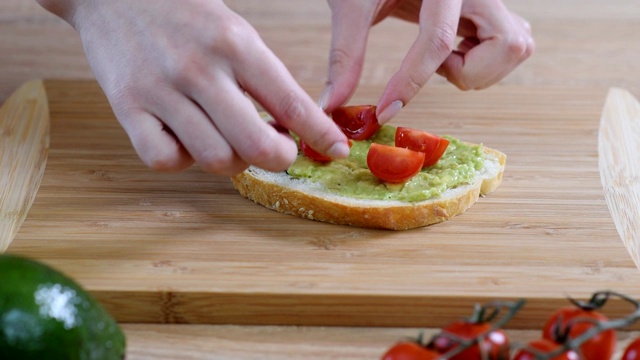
[326, 140, 351, 159]
[376, 100, 404, 124]
[318, 85, 333, 111]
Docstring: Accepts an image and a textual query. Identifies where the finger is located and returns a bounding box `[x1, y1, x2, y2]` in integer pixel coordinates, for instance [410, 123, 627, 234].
[232, 33, 350, 160]
[114, 106, 194, 172]
[320, 0, 377, 113]
[146, 86, 254, 176]
[376, 0, 463, 124]
[438, 2, 534, 90]
[198, 75, 306, 172]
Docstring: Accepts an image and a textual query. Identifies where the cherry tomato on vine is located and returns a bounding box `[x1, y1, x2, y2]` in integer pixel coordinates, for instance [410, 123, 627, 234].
[367, 144, 425, 183]
[381, 341, 440, 360]
[542, 306, 616, 360]
[513, 339, 580, 360]
[622, 337, 640, 360]
[395, 127, 450, 167]
[430, 321, 509, 360]
[331, 105, 381, 140]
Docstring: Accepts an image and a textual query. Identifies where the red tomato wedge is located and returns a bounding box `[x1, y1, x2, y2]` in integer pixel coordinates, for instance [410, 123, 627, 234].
[367, 143, 425, 183]
[299, 139, 332, 163]
[299, 139, 352, 163]
[331, 105, 381, 140]
[395, 127, 450, 167]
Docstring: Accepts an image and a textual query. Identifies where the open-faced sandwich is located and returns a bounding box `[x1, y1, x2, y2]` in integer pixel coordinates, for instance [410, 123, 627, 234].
[231, 105, 506, 230]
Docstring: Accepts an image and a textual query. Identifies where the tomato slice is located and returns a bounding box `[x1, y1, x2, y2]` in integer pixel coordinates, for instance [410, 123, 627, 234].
[395, 127, 450, 167]
[299, 140, 332, 163]
[331, 105, 381, 140]
[367, 143, 425, 183]
[299, 139, 352, 163]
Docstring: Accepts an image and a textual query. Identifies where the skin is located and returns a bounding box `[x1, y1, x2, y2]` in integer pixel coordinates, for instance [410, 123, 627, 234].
[35, 0, 533, 176]
[323, 0, 535, 122]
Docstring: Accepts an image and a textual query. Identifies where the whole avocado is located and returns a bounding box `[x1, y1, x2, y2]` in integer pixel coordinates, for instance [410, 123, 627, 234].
[0, 254, 126, 359]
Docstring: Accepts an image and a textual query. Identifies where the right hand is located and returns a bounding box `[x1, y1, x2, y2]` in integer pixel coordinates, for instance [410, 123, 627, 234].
[37, 0, 350, 175]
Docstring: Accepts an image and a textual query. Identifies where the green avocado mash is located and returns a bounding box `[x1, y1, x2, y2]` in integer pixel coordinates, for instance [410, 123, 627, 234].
[287, 125, 485, 202]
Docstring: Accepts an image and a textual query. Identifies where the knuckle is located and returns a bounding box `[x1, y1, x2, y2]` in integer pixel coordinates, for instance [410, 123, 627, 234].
[276, 91, 307, 123]
[197, 148, 237, 175]
[209, 16, 256, 59]
[429, 22, 457, 58]
[405, 69, 431, 95]
[168, 52, 208, 90]
[144, 151, 190, 172]
[244, 140, 276, 166]
[328, 47, 352, 71]
[505, 35, 530, 58]
[242, 131, 296, 171]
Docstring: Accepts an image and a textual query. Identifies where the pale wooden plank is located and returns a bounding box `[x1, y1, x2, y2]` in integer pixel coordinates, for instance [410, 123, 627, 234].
[0, 79, 49, 251]
[599, 88, 640, 267]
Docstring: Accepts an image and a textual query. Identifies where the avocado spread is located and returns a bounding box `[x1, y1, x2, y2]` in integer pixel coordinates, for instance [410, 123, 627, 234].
[287, 125, 485, 202]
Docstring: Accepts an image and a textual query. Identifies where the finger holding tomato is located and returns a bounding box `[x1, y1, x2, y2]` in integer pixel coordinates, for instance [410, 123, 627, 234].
[322, 0, 534, 124]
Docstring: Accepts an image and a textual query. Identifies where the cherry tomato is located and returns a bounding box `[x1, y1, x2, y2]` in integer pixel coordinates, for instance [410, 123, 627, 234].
[299, 139, 332, 163]
[395, 127, 450, 167]
[430, 321, 509, 360]
[513, 339, 580, 360]
[622, 337, 640, 360]
[381, 341, 440, 360]
[367, 143, 425, 183]
[542, 306, 616, 360]
[331, 105, 381, 140]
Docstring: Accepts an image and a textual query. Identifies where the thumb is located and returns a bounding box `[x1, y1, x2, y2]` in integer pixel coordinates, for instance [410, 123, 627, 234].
[320, 1, 376, 113]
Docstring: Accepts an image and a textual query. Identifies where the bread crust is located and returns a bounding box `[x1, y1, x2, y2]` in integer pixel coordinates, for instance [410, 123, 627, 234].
[231, 146, 506, 230]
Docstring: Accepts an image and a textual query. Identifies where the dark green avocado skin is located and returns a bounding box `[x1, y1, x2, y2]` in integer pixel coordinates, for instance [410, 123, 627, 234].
[0, 254, 125, 359]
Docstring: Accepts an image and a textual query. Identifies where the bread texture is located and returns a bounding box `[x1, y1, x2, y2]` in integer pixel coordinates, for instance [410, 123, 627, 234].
[231, 145, 506, 230]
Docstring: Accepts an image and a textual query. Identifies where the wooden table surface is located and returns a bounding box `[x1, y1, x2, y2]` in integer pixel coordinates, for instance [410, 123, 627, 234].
[2, 1, 640, 358]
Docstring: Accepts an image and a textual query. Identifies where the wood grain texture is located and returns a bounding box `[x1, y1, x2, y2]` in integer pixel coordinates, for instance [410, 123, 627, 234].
[4, 1, 640, 357]
[6, 80, 640, 331]
[599, 88, 640, 268]
[0, 79, 49, 251]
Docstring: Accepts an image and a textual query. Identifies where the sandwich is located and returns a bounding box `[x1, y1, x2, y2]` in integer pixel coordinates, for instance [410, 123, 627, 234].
[231, 105, 506, 230]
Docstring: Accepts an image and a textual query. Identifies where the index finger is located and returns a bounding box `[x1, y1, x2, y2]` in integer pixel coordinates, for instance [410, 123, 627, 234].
[376, 0, 463, 124]
[236, 34, 350, 160]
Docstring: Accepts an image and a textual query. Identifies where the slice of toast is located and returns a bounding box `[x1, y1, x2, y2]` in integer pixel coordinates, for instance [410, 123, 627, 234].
[231, 143, 505, 230]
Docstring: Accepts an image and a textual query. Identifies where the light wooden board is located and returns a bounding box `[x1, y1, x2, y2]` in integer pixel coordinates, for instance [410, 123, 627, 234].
[0, 79, 49, 251]
[7, 80, 640, 329]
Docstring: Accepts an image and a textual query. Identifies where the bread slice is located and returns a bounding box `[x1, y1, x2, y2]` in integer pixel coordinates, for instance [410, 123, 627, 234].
[231, 144, 506, 230]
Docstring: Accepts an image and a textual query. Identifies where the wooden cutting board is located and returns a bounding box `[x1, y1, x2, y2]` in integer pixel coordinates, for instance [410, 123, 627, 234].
[7, 80, 640, 329]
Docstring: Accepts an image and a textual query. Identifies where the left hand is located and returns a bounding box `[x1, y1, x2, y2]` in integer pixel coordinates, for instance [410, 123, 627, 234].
[321, 0, 535, 124]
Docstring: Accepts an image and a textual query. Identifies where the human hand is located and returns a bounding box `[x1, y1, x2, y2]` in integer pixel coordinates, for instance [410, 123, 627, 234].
[321, 0, 535, 124]
[36, 0, 350, 175]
